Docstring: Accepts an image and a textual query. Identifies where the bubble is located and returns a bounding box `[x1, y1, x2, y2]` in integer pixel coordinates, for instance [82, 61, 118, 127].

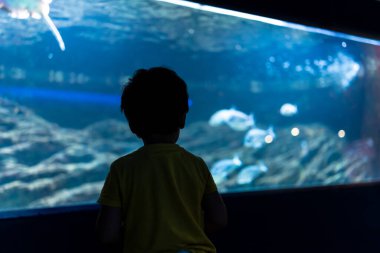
[283, 61, 290, 69]
[341, 41, 347, 48]
[304, 66, 315, 75]
[338, 130, 345, 138]
[291, 128, 300, 136]
[48, 53, 54, 59]
[265, 135, 273, 144]
[235, 44, 242, 50]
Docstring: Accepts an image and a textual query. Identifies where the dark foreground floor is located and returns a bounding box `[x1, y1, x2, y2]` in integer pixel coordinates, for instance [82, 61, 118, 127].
[1, 182, 380, 253]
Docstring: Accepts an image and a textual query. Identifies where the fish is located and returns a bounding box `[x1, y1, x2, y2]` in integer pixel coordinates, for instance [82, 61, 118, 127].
[0, 0, 65, 51]
[210, 155, 242, 185]
[244, 126, 275, 149]
[209, 108, 254, 131]
[280, 103, 298, 117]
[236, 161, 268, 185]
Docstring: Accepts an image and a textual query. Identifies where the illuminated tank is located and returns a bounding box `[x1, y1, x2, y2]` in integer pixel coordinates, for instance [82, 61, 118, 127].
[0, 0, 379, 211]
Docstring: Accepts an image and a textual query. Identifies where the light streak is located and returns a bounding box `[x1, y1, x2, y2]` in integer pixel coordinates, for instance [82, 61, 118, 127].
[156, 0, 380, 46]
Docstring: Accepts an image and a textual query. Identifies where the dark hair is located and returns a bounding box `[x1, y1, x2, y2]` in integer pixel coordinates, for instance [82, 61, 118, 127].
[120, 67, 189, 138]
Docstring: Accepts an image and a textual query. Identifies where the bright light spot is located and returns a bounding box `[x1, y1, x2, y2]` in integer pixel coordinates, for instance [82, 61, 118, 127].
[291, 128, 300, 136]
[265, 135, 273, 144]
[342, 41, 347, 48]
[338, 130, 346, 138]
[295, 65, 303, 72]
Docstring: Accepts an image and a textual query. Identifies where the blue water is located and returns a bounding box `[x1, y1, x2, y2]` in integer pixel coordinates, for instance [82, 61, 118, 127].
[0, 0, 379, 211]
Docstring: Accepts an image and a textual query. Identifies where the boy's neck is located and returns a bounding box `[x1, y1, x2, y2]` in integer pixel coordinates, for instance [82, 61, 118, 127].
[142, 130, 180, 145]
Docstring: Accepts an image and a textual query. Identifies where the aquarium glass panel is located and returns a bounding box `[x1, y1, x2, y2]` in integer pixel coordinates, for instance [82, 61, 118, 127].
[0, 0, 379, 211]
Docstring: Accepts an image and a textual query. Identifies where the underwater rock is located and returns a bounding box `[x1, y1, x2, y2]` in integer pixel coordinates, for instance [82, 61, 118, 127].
[0, 98, 127, 209]
[29, 181, 104, 207]
[0, 97, 376, 209]
[220, 124, 373, 192]
[179, 122, 246, 164]
[179, 121, 374, 192]
[84, 120, 140, 155]
[12, 141, 65, 166]
[84, 119, 133, 141]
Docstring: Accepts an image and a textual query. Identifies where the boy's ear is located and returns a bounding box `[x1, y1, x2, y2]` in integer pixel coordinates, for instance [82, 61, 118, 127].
[179, 113, 186, 129]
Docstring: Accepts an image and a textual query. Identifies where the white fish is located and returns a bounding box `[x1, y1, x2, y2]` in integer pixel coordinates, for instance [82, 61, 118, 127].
[209, 108, 254, 131]
[0, 0, 65, 51]
[236, 161, 268, 185]
[244, 126, 275, 149]
[280, 103, 298, 117]
[210, 155, 242, 185]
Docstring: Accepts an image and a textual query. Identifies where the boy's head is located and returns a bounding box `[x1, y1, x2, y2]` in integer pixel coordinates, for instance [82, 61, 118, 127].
[120, 67, 189, 139]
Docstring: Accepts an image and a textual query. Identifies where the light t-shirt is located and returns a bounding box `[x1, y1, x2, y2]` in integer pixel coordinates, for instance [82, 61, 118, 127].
[98, 143, 218, 253]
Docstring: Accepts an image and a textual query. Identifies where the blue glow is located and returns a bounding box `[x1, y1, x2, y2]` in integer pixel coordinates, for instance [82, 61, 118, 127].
[0, 86, 119, 106]
[156, 0, 380, 46]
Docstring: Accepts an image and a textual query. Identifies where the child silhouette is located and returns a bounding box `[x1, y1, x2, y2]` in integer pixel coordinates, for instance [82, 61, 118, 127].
[96, 67, 227, 253]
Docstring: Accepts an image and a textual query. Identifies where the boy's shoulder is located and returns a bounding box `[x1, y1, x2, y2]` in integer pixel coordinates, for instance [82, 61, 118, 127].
[180, 146, 203, 160]
[177, 145, 208, 168]
[110, 148, 143, 169]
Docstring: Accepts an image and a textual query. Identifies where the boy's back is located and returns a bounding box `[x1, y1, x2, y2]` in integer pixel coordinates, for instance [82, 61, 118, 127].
[96, 67, 227, 253]
[99, 143, 217, 252]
